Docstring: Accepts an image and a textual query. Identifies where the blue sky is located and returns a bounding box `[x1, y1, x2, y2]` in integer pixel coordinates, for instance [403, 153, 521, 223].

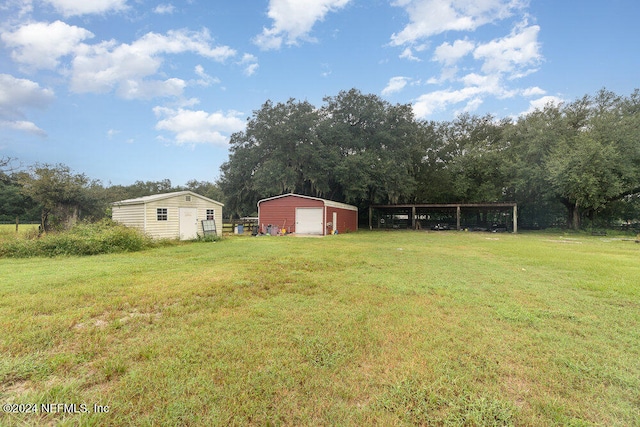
[1, 0, 638, 187]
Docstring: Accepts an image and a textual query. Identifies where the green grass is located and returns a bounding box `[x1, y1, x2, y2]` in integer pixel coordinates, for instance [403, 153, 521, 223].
[0, 223, 38, 237]
[0, 231, 638, 425]
[0, 221, 163, 257]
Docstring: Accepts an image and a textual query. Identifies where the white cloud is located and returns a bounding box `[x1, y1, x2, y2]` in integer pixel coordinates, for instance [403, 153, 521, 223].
[117, 78, 186, 100]
[390, 0, 525, 46]
[463, 97, 484, 113]
[427, 66, 458, 84]
[413, 87, 481, 117]
[382, 76, 410, 96]
[1, 20, 94, 70]
[254, 0, 352, 50]
[238, 53, 259, 76]
[399, 43, 428, 61]
[129, 29, 236, 60]
[193, 64, 220, 86]
[403, 10, 544, 119]
[399, 47, 420, 61]
[412, 73, 513, 118]
[42, 0, 128, 17]
[153, 106, 246, 146]
[243, 63, 259, 77]
[459, 72, 505, 94]
[153, 4, 175, 14]
[433, 39, 475, 66]
[2, 0, 34, 17]
[3, 23, 236, 100]
[521, 95, 563, 116]
[320, 63, 332, 77]
[0, 74, 54, 114]
[0, 119, 47, 136]
[70, 29, 236, 98]
[473, 23, 541, 76]
[522, 86, 545, 97]
[0, 74, 54, 135]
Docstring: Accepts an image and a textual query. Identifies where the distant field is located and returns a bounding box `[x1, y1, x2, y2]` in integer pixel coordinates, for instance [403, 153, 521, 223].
[0, 223, 38, 237]
[1, 231, 638, 426]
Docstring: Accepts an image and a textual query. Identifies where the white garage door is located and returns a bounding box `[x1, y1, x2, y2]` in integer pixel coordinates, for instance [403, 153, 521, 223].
[295, 208, 323, 235]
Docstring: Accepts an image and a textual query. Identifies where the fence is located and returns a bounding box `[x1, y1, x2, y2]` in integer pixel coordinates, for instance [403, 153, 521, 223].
[223, 218, 259, 235]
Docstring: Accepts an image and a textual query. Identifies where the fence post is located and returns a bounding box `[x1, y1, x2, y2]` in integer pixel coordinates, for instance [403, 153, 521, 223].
[15, 216, 19, 233]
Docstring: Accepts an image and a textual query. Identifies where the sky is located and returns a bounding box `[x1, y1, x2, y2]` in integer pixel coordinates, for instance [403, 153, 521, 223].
[1, 0, 638, 187]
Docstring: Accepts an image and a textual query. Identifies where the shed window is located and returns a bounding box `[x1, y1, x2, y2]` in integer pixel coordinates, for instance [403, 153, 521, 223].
[157, 208, 168, 221]
[185, 195, 191, 201]
[206, 209, 215, 220]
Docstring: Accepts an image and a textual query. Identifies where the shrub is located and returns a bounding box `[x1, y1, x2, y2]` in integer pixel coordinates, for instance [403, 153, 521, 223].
[195, 233, 222, 243]
[0, 220, 155, 258]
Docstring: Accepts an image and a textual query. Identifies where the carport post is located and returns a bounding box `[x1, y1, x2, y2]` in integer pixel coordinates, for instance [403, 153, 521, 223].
[456, 205, 461, 231]
[513, 204, 518, 233]
[368, 206, 373, 230]
[411, 206, 416, 229]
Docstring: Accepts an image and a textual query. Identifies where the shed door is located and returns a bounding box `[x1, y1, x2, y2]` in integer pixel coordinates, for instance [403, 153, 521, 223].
[179, 207, 198, 240]
[295, 208, 323, 235]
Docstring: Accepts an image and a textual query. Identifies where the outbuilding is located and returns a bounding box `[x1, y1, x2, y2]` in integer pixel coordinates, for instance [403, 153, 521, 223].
[257, 193, 358, 235]
[112, 191, 223, 240]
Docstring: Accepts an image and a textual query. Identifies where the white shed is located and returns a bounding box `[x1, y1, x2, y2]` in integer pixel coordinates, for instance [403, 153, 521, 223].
[111, 191, 223, 240]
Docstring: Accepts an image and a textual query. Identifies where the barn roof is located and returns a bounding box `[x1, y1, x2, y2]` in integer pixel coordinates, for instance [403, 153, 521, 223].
[257, 193, 357, 211]
[112, 191, 224, 206]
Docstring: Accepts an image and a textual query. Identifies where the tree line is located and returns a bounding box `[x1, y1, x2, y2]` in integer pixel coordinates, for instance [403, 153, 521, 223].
[220, 88, 640, 230]
[2, 87, 639, 231]
[0, 160, 222, 232]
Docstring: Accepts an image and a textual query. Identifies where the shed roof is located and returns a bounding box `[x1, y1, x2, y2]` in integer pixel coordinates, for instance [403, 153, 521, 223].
[112, 190, 224, 207]
[258, 193, 357, 211]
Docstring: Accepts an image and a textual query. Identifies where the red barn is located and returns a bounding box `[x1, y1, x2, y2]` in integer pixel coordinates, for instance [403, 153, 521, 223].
[257, 193, 358, 235]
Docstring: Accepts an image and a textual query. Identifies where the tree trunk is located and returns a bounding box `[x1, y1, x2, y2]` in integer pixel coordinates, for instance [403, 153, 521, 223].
[65, 205, 79, 229]
[571, 202, 581, 230]
[40, 210, 48, 234]
[561, 198, 581, 230]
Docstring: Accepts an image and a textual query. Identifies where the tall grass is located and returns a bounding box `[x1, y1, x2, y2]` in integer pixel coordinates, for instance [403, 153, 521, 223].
[0, 231, 638, 425]
[0, 220, 156, 257]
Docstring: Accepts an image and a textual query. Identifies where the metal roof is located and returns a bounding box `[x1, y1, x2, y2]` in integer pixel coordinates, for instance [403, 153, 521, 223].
[257, 193, 358, 211]
[112, 190, 224, 206]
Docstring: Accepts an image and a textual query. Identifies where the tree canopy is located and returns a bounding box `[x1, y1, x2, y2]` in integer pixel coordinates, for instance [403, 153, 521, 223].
[220, 88, 640, 229]
[220, 89, 420, 216]
[2, 88, 639, 231]
[3, 163, 223, 230]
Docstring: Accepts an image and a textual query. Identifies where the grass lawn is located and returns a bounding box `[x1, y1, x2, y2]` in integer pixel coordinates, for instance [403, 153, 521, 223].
[1, 231, 639, 426]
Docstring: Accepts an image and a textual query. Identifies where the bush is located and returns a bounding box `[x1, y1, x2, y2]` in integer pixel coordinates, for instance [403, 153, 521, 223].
[0, 220, 155, 258]
[195, 233, 222, 243]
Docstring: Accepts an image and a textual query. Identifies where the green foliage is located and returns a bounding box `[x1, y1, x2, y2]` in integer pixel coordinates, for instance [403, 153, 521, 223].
[219, 87, 640, 229]
[220, 89, 420, 215]
[17, 163, 104, 231]
[4, 161, 225, 230]
[195, 232, 222, 243]
[0, 219, 155, 257]
[182, 179, 224, 202]
[0, 180, 40, 222]
[220, 98, 326, 216]
[319, 89, 419, 205]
